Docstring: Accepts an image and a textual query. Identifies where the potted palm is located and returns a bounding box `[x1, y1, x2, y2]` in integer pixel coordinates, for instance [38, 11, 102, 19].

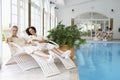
[47, 22, 86, 59]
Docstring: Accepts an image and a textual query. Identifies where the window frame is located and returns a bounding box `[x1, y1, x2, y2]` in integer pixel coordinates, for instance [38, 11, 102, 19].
[11, 0, 28, 31]
[0, 0, 2, 67]
[31, 0, 42, 35]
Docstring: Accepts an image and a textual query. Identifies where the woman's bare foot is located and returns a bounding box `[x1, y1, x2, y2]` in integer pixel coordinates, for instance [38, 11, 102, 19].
[61, 50, 71, 59]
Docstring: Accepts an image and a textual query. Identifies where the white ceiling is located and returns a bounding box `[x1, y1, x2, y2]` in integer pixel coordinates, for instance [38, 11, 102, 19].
[50, 0, 95, 6]
[64, 0, 95, 6]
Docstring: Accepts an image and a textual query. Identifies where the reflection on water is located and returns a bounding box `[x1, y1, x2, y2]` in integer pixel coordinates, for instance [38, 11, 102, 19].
[76, 42, 120, 80]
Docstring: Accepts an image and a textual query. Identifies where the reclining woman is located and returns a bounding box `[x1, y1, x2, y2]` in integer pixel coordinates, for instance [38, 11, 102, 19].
[7, 25, 53, 61]
[25, 26, 71, 59]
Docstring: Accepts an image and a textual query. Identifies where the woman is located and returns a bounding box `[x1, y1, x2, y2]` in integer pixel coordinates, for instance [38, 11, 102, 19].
[26, 26, 71, 59]
[7, 26, 52, 61]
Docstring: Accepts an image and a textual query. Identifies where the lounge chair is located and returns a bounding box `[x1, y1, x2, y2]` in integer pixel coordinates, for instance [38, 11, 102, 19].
[48, 41, 76, 69]
[5, 40, 76, 76]
[4, 42, 60, 77]
[48, 50, 76, 69]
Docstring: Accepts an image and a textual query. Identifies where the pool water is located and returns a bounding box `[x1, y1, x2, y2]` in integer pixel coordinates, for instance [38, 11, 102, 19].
[76, 42, 120, 80]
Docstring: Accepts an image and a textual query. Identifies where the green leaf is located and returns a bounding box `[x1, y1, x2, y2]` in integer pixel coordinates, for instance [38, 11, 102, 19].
[47, 22, 86, 48]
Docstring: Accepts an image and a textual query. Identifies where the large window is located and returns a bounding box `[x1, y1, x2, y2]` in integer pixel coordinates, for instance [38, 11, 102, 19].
[31, 0, 42, 35]
[19, 0, 28, 31]
[50, 6, 55, 29]
[11, 0, 28, 31]
[2, 0, 11, 29]
[75, 12, 110, 37]
[11, 0, 17, 26]
[2, 0, 11, 41]
[44, 0, 50, 36]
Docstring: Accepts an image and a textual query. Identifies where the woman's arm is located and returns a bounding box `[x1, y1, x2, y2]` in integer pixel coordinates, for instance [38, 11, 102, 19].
[6, 37, 15, 47]
[32, 36, 48, 43]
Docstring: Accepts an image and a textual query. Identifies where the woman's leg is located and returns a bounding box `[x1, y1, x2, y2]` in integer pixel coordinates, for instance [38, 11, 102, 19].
[51, 48, 63, 56]
[47, 43, 71, 58]
[33, 50, 54, 62]
[51, 48, 71, 58]
[33, 50, 49, 59]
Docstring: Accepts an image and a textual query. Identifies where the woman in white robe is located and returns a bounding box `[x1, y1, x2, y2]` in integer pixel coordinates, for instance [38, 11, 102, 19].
[26, 26, 71, 59]
[7, 26, 52, 61]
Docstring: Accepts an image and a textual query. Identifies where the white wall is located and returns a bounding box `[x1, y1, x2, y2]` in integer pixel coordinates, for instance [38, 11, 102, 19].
[56, 0, 120, 39]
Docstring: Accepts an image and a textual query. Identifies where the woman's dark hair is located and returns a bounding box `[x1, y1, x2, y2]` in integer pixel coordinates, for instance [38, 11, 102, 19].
[26, 26, 36, 35]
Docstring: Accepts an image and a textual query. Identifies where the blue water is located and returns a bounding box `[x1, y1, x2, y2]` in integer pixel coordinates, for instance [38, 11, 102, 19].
[76, 41, 120, 80]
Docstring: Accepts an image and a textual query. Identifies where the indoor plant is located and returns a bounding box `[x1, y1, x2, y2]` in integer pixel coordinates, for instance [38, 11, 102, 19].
[47, 22, 86, 59]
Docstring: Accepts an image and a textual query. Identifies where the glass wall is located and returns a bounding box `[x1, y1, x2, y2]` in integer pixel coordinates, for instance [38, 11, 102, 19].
[44, 0, 50, 36]
[11, 0, 28, 31]
[19, 0, 28, 31]
[11, 0, 17, 26]
[1, 0, 57, 37]
[31, 0, 42, 35]
[2, 0, 11, 42]
[50, 6, 55, 29]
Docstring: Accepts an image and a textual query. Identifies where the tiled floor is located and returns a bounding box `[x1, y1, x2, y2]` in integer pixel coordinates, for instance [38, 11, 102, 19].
[0, 59, 79, 80]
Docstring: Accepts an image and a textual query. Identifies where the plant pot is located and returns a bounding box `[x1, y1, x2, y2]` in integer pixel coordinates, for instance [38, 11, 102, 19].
[60, 45, 75, 59]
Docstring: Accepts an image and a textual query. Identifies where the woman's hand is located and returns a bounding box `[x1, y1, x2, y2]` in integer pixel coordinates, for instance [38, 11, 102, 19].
[32, 39, 39, 42]
[32, 38, 48, 43]
[39, 39, 48, 43]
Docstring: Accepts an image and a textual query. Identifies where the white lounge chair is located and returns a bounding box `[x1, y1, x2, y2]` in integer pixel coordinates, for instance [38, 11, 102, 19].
[5, 40, 76, 76]
[31, 54, 60, 77]
[48, 41, 76, 69]
[48, 50, 76, 69]
[5, 42, 60, 77]
[6, 53, 60, 77]
[11, 53, 39, 71]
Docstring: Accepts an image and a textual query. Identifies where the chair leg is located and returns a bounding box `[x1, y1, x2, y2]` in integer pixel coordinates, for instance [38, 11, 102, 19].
[49, 51, 76, 69]
[31, 54, 60, 77]
[13, 53, 39, 71]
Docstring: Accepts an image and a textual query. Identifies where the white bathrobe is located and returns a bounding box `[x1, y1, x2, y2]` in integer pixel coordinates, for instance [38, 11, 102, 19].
[9, 37, 40, 54]
[26, 35, 58, 50]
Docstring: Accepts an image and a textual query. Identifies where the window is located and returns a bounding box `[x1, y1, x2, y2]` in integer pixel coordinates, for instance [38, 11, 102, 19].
[11, 0, 17, 26]
[31, 0, 42, 35]
[2, 0, 11, 41]
[11, 0, 28, 31]
[50, 6, 55, 29]
[2, 0, 11, 29]
[44, 0, 50, 36]
[55, 17, 58, 27]
[19, 0, 28, 31]
[75, 12, 110, 37]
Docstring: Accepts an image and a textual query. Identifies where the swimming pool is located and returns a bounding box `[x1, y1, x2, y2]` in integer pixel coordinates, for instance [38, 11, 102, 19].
[76, 41, 120, 80]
